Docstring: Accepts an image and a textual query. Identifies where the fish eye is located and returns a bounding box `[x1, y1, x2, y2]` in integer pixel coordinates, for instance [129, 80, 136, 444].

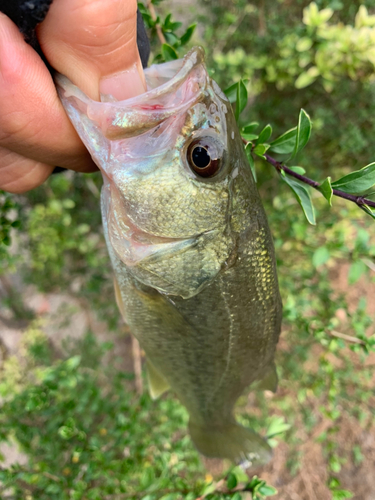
[187, 138, 222, 178]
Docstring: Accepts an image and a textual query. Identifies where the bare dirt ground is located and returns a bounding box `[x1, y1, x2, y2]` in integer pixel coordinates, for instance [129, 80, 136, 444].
[0, 259, 374, 499]
[256, 262, 375, 500]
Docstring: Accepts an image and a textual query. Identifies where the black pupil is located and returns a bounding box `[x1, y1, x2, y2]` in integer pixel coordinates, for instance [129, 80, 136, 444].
[192, 146, 211, 169]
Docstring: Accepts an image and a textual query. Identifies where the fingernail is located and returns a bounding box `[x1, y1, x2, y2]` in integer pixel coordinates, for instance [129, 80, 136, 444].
[100, 62, 146, 101]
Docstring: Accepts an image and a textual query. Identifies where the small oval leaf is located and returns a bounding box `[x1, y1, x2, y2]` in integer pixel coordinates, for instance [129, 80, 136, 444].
[161, 43, 178, 61]
[312, 247, 330, 268]
[319, 176, 333, 206]
[269, 127, 297, 155]
[254, 143, 269, 159]
[283, 175, 316, 225]
[235, 79, 248, 122]
[180, 24, 196, 46]
[227, 472, 238, 490]
[289, 166, 306, 175]
[256, 124, 272, 145]
[291, 109, 312, 159]
[245, 143, 257, 182]
[242, 122, 259, 134]
[331, 163, 375, 195]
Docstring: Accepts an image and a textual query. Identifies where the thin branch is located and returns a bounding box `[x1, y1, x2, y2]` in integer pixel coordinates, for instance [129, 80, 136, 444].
[147, 0, 166, 45]
[43, 472, 60, 482]
[248, 145, 375, 209]
[362, 257, 375, 272]
[328, 330, 366, 345]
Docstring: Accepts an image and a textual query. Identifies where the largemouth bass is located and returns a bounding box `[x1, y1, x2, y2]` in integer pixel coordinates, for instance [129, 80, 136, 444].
[56, 47, 282, 465]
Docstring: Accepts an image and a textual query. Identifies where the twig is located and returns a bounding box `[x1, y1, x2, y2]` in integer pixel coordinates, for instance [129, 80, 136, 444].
[132, 336, 143, 395]
[362, 257, 375, 272]
[243, 138, 375, 210]
[328, 330, 366, 345]
[147, 0, 166, 45]
[43, 472, 60, 482]
[263, 153, 375, 209]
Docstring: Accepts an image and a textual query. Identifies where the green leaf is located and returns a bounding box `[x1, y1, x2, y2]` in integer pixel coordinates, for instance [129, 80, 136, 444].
[242, 122, 260, 141]
[331, 162, 375, 195]
[242, 122, 259, 134]
[248, 476, 263, 490]
[242, 133, 259, 141]
[164, 32, 179, 46]
[200, 481, 217, 496]
[245, 143, 257, 182]
[163, 13, 172, 27]
[253, 144, 269, 159]
[266, 416, 291, 438]
[256, 124, 272, 145]
[258, 484, 278, 496]
[227, 472, 238, 490]
[348, 260, 366, 284]
[295, 66, 320, 89]
[296, 37, 313, 52]
[291, 109, 312, 159]
[180, 24, 196, 45]
[282, 176, 316, 225]
[224, 79, 249, 104]
[161, 43, 178, 61]
[289, 166, 306, 175]
[224, 82, 239, 103]
[231, 466, 249, 483]
[360, 204, 375, 220]
[332, 489, 354, 500]
[65, 355, 81, 370]
[319, 177, 333, 206]
[269, 127, 297, 155]
[312, 247, 330, 268]
[235, 80, 248, 122]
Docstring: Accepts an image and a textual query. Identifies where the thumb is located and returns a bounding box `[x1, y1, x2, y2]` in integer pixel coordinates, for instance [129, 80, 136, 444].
[37, 0, 146, 101]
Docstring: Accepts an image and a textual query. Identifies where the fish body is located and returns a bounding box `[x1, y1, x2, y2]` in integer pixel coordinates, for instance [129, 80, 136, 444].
[56, 47, 282, 464]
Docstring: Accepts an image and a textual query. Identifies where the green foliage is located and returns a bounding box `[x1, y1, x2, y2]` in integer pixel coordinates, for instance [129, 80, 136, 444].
[0, 191, 21, 247]
[138, 2, 196, 62]
[0, 329, 276, 499]
[212, 3, 375, 92]
[0, 190, 22, 274]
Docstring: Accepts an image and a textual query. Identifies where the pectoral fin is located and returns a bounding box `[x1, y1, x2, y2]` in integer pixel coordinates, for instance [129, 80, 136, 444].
[256, 363, 278, 393]
[114, 276, 127, 323]
[146, 359, 170, 399]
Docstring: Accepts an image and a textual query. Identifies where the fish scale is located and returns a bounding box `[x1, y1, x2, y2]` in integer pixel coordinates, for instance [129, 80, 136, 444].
[56, 46, 282, 465]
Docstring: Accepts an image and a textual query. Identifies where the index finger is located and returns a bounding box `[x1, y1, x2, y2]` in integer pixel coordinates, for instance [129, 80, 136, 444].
[0, 13, 97, 172]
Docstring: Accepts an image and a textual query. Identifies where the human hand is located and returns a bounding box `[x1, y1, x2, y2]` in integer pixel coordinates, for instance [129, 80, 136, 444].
[0, 0, 146, 193]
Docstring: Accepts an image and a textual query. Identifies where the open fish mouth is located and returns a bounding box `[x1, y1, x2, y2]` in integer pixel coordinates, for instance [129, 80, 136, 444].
[55, 47, 208, 146]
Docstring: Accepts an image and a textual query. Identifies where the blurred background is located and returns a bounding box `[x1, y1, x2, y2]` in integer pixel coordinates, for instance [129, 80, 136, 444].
[0, 1, 375, 498]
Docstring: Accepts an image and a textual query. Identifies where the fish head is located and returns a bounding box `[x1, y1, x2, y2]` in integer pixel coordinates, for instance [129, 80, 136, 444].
[56, 47, 250, 298]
